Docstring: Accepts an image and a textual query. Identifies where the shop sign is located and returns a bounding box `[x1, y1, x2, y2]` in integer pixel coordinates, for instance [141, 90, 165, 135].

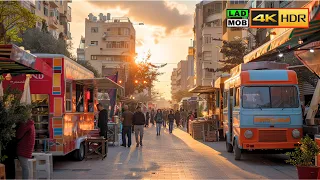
[254, 116, 291, 124]
[10, 45, 36, 68]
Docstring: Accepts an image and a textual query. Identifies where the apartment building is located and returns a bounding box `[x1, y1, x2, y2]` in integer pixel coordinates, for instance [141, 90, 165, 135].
[187, 46, 195, 90]
[177, 60, 188, 90]
[21, 0, 72, 40]
[83, 13, 136, 85]
[77, 36, 85, 61]
[171, 68, 178, 101]
[193, 1, 224, 87]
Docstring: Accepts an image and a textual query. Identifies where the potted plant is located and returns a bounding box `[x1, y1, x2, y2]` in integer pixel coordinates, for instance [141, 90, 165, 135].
[286, 135, 320, 179]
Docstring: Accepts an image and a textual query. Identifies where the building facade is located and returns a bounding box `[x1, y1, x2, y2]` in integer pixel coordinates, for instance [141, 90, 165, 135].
[83, 13, 136, 85]
[22, 0, 72, 40]
[187, 46, 195, 90]
[177, 60, 188, 90]
[171, 68, 178, 101]
[193, 1, 224, 87]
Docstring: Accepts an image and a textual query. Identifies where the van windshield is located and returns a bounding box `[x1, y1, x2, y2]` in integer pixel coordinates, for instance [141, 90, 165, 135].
[242, 86, 299, 109]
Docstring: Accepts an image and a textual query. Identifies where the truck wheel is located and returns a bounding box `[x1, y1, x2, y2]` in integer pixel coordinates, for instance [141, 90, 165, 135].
[234, 140, 241, 160]
[74, 142, 85, 161]
[226, 135, 233, 153]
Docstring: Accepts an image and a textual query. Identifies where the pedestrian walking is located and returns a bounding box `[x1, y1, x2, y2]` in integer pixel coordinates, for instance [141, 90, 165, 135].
[175, 110, 181, 127]
[121, 105, 133, 148]
[133, 106, 145, 147]
[97, 103, 108, 139]
[155, 109, 163, 136]
[162, 109, 168, 127]
[97, 103, 108, 154]
[150, 109, 155, 125]
[194, 109, 198, 119]
[181, 109, 188, 128]
[145, 111, 150, 127]
[168, 110, 175, 133]
[16, 116, 35, 179]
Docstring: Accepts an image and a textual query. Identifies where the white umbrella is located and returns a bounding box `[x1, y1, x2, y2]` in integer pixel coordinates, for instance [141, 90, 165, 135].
[20, 74, 32, 105]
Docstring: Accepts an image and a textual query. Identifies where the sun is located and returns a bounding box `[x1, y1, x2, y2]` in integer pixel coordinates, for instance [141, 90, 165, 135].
[135, 46, 149, 64]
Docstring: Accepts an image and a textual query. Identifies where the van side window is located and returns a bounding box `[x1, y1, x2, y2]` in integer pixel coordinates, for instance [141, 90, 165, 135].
[223, 91, 228, 108]
[65, 82, 72, 112]
[235, 87, 240, 107]
[216, 90, 220, 108]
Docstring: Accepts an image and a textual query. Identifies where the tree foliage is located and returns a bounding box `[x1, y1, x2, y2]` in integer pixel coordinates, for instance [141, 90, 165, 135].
[0, 1, 39, 44]
[216, 39, 247, 72]
[0, 85, 32, 162]
[286, 135, 320, 166]
[172, 90, 193, 103]
[133, 52, 165, 93]
[16, 28, 72, 57]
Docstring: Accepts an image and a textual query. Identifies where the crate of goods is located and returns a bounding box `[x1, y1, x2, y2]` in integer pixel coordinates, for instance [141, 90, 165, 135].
[192, 122, 203, 140]
[32, 153, 53, 179]
[15, 159, 37, 179]
[0, 163, 5, 179]
[206, 131, 217, 142]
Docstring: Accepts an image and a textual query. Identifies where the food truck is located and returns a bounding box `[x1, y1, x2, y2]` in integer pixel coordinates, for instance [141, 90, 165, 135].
[222, 62, 303, 160]
[3, 54, 124, 161]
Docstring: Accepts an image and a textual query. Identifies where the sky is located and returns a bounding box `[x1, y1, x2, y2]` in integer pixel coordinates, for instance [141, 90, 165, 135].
[70, 0, 200, 100]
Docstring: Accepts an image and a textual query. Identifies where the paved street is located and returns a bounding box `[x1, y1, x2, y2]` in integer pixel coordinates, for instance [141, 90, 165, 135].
[53, 126, 297, 179]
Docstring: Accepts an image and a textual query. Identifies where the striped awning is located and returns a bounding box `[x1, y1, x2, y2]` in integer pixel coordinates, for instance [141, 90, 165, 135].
[0, 44, 52, 77]
[188, 85, 217, 94]
[244, 0, 320, 63]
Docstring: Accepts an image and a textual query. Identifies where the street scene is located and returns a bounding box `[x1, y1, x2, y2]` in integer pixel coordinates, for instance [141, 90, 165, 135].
[0, 0, 320, 180]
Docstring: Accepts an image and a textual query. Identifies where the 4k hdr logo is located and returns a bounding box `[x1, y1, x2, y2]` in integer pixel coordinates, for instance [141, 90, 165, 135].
[250, 8, 309, 28]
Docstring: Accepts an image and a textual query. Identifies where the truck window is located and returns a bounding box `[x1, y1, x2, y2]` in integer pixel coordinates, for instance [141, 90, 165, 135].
[65, 82, 72, 112]
[216, 90, 220, 108]
[235, 87, 240, 107]
[76, 84, 84, 112]
[223, 91, 228, 108]
[242, 87, 270, 108]
[270, 86, 299, 108]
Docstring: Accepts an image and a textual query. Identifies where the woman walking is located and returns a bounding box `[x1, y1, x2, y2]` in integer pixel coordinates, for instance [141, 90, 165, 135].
[155, 109, 163, 136]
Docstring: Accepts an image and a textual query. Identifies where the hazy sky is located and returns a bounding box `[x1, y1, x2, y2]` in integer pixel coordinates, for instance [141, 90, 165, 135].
[70, 1, 200, 99]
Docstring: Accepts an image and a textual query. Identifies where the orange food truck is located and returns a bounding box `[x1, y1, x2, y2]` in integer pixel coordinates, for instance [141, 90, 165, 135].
[3, 54, 124, 161]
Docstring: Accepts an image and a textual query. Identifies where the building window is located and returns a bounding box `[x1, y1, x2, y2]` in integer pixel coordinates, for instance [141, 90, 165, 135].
[91, 55, 97, 60]
[203, 51, 212, 61]
[44, 6, 48, 16]
[205, 71, 212, 78]
[90, 41, 98, 46]
[204, 34, 211, 44]
[230, 0, 247, 4]
[235, 87, 240, 107]
[37, 1, 41, 10]
[106, 41, 112, 48]
[91, 27, 98, 33]
[65, 82, 72, 112]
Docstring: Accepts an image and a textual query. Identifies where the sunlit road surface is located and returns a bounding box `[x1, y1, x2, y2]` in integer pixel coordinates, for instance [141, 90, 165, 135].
[53, 126, 297, 179]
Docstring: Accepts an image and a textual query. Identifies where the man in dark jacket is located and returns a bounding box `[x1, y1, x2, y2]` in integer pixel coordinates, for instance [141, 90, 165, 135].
[132, 106, 145, 147]
[175, 110, 181, 127]
[121, 105, 133, 147]
[168, 110, 175, 133]
[97, 103, 108, 139]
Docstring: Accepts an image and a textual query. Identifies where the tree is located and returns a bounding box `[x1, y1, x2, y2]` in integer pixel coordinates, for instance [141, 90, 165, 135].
[16, 28, 72, 57]
[215, 39, 248, 72]
[133, 52, 166, 93]
[16, 28, 101, 77]
[172, 90, 193, 103]
[0, 1, 39, 44]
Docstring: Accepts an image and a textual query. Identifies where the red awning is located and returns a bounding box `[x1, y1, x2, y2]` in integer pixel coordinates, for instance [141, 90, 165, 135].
[0, 44, 52, 77]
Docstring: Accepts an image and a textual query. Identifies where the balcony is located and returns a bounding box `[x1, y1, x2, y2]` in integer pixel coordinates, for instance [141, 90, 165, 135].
[67, 6, 72, 22]
[49, 16, 59, 29]
[49, 0, 59, 8]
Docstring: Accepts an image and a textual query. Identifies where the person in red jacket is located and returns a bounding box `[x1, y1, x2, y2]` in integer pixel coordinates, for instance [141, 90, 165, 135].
[16, 119, 35, 179]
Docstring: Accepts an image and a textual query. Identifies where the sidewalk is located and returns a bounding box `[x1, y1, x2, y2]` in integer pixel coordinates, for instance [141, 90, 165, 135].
[53, 125, 297, 179]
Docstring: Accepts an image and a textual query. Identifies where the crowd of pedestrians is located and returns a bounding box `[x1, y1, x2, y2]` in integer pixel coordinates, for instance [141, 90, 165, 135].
[121, 105, 198, 147]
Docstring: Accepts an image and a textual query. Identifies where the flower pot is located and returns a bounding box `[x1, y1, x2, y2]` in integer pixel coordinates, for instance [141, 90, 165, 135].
[296, 166, 319, 179]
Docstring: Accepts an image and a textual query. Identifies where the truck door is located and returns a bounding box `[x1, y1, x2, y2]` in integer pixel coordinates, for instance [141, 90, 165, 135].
[228, 88, 234, 140]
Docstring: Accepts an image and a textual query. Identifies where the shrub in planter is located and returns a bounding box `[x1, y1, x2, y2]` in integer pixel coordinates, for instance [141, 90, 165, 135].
[286, 135, 320, 179]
